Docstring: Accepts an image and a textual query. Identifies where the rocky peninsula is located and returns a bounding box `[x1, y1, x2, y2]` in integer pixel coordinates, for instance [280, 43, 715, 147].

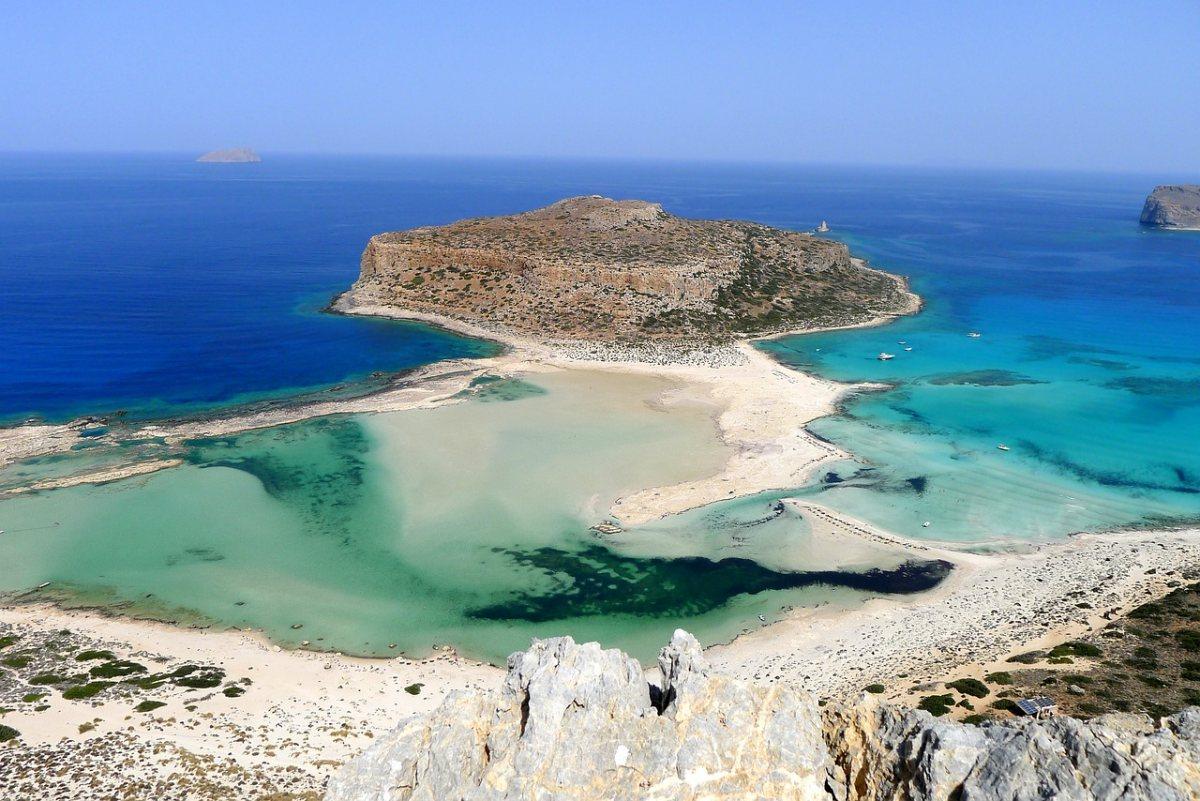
[328, 630, 1200, 801]
[343, 196, 917, 348]
[1140, 185, 1200, 229]
[196, 147, 261, 163]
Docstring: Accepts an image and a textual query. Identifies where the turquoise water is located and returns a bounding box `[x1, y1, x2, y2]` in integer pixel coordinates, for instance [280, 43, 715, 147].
[0, 372, 942, 662]
[759, 173, 1200, 541]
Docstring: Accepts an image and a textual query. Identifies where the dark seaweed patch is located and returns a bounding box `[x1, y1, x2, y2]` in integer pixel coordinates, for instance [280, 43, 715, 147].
[467, 545, 952, 622]
[1024, 335, 1123, 360]
[1020, 440, 1199, 495]
[926, 370, 1044, 387]
[905, 476, 928, 493]
[459, 375, 548, 403]
[1103, 376, 1200, 404]
[1067, 356, 1133, 371]
[185, 417, 372, 538]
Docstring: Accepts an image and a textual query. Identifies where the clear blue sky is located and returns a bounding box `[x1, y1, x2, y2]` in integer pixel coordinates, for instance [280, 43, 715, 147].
[3, 1, 1197, 172]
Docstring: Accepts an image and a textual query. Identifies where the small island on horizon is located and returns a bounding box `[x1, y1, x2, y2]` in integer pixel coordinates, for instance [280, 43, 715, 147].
[196, 147, 261, 164]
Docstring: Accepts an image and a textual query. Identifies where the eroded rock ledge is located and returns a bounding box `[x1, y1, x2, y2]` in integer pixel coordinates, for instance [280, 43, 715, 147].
[326, 631, 1200, 801]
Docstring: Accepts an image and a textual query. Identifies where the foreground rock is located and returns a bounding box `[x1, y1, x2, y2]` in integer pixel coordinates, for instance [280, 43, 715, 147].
[196, 147, 261, 163]
[346, 196, 916, 344]
[327, 631, 1200, 801]
[1140, 185, 1200, 229]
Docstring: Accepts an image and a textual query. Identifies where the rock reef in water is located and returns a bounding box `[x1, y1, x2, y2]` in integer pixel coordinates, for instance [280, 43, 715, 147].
[326, 631, 1200, 801]
[1140, 185, 1200, 229]
[347, 196, 917, 343]
[196, 147, 261, 163]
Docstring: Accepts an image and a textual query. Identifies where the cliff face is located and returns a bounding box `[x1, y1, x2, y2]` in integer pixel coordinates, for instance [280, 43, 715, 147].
[326, 631, 1200, 801]
[349, 196, 915, 343]
[1140, 185, 1200, 229]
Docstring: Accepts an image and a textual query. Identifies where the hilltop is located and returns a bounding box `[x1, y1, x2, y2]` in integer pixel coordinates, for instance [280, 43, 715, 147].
[343, 196, 917, 345]
[328, 630, 1200, 801]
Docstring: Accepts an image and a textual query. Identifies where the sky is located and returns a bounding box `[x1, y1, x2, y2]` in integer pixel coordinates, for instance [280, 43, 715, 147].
[2, 1, 1198, 173]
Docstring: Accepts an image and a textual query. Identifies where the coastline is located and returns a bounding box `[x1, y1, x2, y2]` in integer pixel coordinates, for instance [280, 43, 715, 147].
[7, 280, 1200, 791]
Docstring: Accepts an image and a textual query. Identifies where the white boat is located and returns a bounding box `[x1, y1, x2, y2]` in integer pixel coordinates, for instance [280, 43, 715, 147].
[968, 332, 982, 338]
[904, 346, 913, 351]
[877, 352, 895, 361]
[816, 220, 829, 233]
[997, 444, 1010, 451]
[922, 521, 931, 528]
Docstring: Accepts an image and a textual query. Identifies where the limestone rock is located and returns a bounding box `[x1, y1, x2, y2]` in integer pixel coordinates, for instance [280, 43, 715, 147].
[1140, 185, 1200, 229]
[328, 631, 1200, 801]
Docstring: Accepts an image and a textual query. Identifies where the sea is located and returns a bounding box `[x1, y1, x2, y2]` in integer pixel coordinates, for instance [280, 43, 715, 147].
[1, 154, 1197, 661]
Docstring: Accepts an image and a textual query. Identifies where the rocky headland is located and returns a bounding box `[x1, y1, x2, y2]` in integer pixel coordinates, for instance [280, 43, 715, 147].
[1140, 185, 1200, 229]
[342, 196, 918, 348]
[196, 147, 261, 163]
[327, 630, 1200, 801]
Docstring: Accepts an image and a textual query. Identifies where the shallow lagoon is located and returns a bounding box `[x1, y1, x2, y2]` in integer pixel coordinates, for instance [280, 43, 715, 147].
[0, 371, 939, 663]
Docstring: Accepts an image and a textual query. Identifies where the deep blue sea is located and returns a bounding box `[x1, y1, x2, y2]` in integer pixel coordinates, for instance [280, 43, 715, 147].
[3, 154, 1198, 543]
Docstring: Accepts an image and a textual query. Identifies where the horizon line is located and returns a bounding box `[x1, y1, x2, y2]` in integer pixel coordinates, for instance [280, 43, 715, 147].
[0, 149, 1193, 179]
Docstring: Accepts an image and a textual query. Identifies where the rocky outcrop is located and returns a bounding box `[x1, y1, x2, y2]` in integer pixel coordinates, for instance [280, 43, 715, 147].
[196, 147, 261, 163]
[347, 196, 917, 343]
[1140, 185, 1200, 229]
[327, 631, 1200, 801]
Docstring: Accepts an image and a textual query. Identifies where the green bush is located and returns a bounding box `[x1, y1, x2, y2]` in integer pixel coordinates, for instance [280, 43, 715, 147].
[404, 683, 424, 696]
[135, 700, 166, 713]
[1175, 630, 1200, 652]
[74, 650, 116, 662]
[62, 681, 113, 700]
[1048, 641, 1101, 658]
[917, 694, 955, 716]
[222, 685, 245, 698]
[985, 671, 1013, 685]
[89, 660, 146, 678]
[0, 724, 19, 742]
[174, 669, 224, 689]
[863, 683, 886, 694]
[963, 714, 988, 725]
[946, 678, 990, 698]
[1, 655, 31, 669]
[28, 673, 68, 686]
[1006, 652, 1040, 664]
[991, 698, 1020, 714]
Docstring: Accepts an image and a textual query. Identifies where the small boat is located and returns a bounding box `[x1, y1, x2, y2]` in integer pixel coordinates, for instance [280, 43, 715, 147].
[877, 352, 895, 361]
[968, 332, 982, 338]
[997, 444, 1010, 451]
[758, 614, 767, 623]
[36, 581, 50, 589]
[816, 220, 830, 233]
[922, 521, 931, 528]
[904, 346, 913, 352]
[898, 340, 907, 345]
